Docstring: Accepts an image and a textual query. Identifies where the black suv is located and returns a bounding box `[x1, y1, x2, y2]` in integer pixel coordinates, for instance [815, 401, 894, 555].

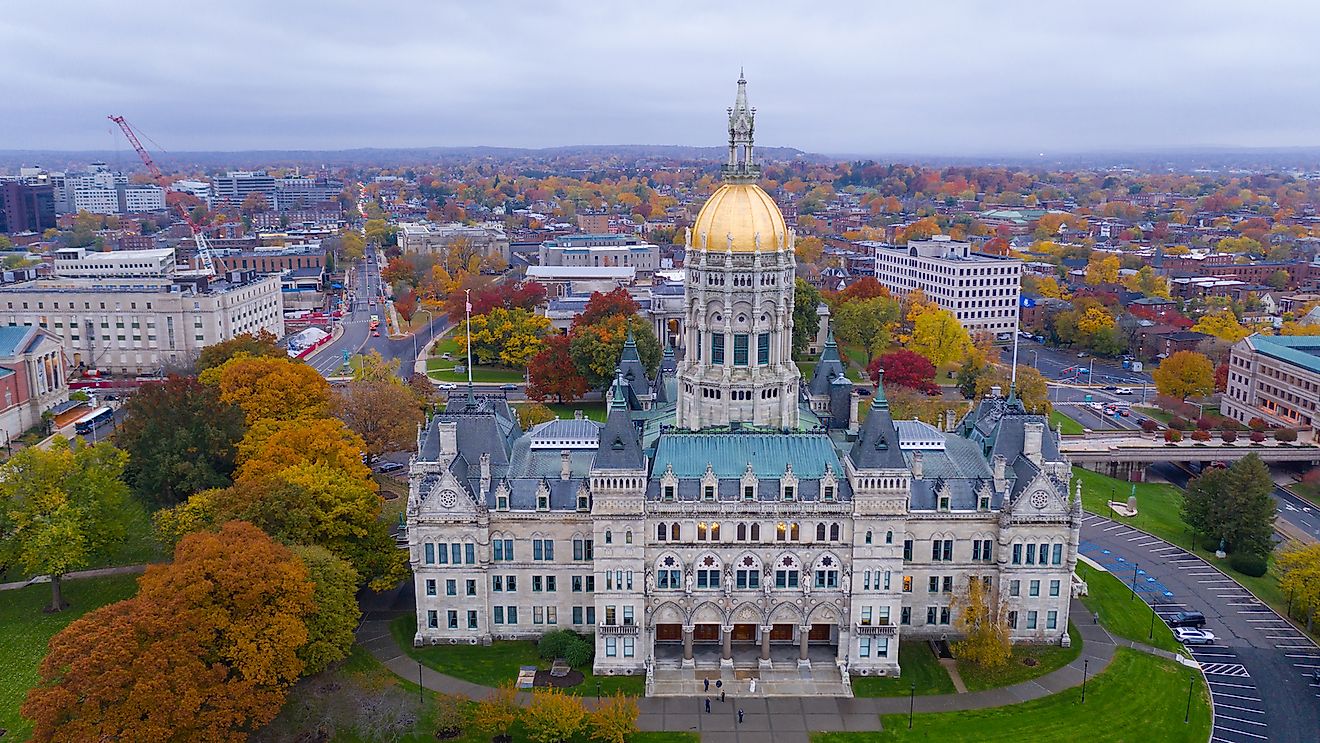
[1166, 611, 1206, 628]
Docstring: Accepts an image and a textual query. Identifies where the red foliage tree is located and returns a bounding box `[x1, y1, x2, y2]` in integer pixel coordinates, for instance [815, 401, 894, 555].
[393, 288, 417, 322]
[981, 237, 1010, 256]
[526, 334, 589, 404]
[1214, 362, 1229, 392]
[831, 277, 889, 304]
[573, 288, 640, 329]
[381, 257, 417, 288]
[868, 350, 938, 394]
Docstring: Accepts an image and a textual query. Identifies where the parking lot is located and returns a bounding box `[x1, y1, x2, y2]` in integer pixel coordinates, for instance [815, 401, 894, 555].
[1080, 514, 1320, 742]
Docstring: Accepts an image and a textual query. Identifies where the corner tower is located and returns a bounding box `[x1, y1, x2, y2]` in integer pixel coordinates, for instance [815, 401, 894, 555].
[677, 73, 801, 430]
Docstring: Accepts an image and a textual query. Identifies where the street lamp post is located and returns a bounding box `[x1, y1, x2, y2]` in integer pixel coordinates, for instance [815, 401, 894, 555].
[1031, 350, 1039, 370]
[1184, 678, 1193, 723]
[1130, 561, 1140, 600]
[1081, 658, 1089, 703]
[908, 682, 915, 729]
[1149, 605, 1156, 640]
[418, 659, 424, 705]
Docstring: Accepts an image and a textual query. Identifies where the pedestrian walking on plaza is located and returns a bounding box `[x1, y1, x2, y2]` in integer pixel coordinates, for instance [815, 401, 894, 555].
[720, 690, 726, 703]
[738, 708, 744, 724]
[705, 698, 711, 714]
[704, 678, 710, 692]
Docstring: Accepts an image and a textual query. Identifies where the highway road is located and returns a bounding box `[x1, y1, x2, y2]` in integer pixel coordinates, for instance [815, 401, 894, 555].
[1081, 514, 1320, 743]
[1152, 461, 1320, 545]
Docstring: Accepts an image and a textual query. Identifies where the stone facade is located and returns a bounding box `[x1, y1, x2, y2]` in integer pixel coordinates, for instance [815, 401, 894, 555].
[405, 76, 1079, 689]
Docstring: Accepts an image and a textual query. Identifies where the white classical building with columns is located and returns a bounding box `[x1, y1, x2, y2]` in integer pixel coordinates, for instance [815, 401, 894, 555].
[405, 76, 1081, 693]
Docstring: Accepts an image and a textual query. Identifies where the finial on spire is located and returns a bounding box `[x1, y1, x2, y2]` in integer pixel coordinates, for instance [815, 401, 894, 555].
[722, 72, 760, 183]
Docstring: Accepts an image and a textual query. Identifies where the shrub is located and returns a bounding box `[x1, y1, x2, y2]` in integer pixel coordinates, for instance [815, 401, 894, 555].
[1220, 418, 1241, 431]
[1165, 428, 1183, 443]
[538, 629, 579, 661]
[1195, 416, 1214, 430]
[1248, 417, 1267, 432]
[1220, 428, 1237, 443]
[1250, 431, 1266, 443]
[1228, 553, 1269, 577]
[1191, 429, 1211, 441]
[563, 636, 594, 667]
[1169, 416, 1190, 431]
[1275, 428, 1298, 442]
[433, 694, 467, 739]
[1141, 419, 1159, 434]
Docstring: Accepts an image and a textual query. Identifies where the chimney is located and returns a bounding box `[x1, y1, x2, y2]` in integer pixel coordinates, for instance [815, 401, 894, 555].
[1023, 422, 1044, 465]
[438, 421, 458, 457]
[848, 390, 861, 437]
[480, 452, 491, 482]
[560, 449, 572, 480]
[993, 453, 1006, 480]
[990, 385, 1002, 398]
[945, 409, 957, 432]
[912, 450, 923, 480]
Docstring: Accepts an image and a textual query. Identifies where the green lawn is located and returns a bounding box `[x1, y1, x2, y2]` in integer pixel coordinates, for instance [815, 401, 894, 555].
[1290, 480, 1320, 509]
[390, 614, 645, 697]
[0, 574, 141, 740]
[1133, 405, 1172, 426]
[1073, 466, 1299, 636]
[1076, 562, 1182, 653]
[812, 649, 1210, 743]
[0, 495, 161, 583]
[1049, 409, 1084, 435]
[426, 332, 526, 384]
[851, 642, 956, 697]
[955, 624, 1081, 692]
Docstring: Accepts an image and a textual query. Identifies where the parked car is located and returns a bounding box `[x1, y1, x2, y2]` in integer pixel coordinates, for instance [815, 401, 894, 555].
[376, 462, 404, 473]
[855, 387, 873, 397]
[500, 384, 519, 391]
[1173, 627, 1216, 645]
[1166, 611, 1206, 628]
[1076, 351, 1089, 358]
[1103, 385, 1118, 391]
[437, 382, 458, 390]
[1033, 335, 1045, 343]
[1116, 387, 1133, 395]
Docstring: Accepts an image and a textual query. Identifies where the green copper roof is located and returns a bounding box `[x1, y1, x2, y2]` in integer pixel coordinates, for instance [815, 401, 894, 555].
[1248, 333, 1320, 375]
[652, 432, 842, 478]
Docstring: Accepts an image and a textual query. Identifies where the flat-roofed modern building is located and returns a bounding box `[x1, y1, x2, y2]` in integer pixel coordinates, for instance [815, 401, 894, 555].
[1224, 333, 1320, 432]
[866, 236, 1022, 338]
[539, 234, 660, 278]
[398, 222, 510, 267]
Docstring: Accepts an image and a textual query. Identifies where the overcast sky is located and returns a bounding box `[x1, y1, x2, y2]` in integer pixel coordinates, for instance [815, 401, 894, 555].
[4, 1, 1318, 155]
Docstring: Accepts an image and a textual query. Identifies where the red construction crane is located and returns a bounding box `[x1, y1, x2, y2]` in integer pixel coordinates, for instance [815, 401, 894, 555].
[107, 115, 216, 276]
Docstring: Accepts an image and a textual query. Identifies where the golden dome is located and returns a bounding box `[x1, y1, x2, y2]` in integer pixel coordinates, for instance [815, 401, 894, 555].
[690, 182, 788, 253]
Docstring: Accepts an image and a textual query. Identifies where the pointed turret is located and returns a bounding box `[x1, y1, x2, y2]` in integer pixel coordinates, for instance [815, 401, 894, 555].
[807, 326, 847, 397]
[722, 72, 760, 183]
[617, 328, 652, 400]
[849, 367, 906, 469]
[593, 407, 646, 471]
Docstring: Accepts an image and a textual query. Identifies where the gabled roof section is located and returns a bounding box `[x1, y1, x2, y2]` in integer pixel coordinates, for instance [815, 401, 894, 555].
[618, 329, 652, 397]
[848, 388, 906, 470]
[652, 431, 842, 478]
[808, 327, 848, 396]
[592, 409, 646, 470]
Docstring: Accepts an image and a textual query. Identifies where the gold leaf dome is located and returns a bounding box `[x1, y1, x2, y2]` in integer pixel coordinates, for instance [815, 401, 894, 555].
[690, 182, 787, 253]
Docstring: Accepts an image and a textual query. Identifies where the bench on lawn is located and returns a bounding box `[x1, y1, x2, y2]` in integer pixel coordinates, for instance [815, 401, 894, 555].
[517, 666, 537, 689]
[550, 659, 571, 678]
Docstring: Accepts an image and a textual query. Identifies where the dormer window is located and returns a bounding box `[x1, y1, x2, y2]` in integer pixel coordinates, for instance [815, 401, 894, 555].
[782, 485, 795, 501]
[743, 485, 755, 500]
[496, 494, 509, 510]
[704, 485, 716, 501]
[537, 494, 549, 511]
[938, 495, 950, 512]
[663, 485, 675, 501]
[823, 485, 835, 501]
[979, 495, 990, 511]
[577, 494, 590, 511]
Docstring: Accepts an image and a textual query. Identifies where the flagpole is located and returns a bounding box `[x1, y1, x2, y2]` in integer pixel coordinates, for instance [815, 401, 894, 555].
[1010, 295, 1021, 394]
[465, 288, 474, 391]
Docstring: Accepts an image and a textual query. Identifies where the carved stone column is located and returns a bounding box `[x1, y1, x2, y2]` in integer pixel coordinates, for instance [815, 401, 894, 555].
[721, 624, 734, 667]
[759, 624, 773, 667]
[798, 624, 811, 667]
[682, 624, 695, 667]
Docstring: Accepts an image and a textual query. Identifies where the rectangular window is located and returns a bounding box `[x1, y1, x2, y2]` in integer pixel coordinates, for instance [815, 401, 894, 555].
[1010, 579, 1020, 597]
[1008, 610, 1018, 629]
[547, 576, 557, 592]
[424, 543, 435, 564]
[446, 579, 456, 596]
[427, 610, 438, 628]
[572, 576, 582, 592]
[507, 607, 518, 624]
[623, 637, 634, 657]
[942, 540, 953, 561]
[425, 579, 436, 596]
[1027, 610, 1038, 630]
[547, 607, 558, 625]
[940, 607, 950, 625]
[1047, 610, 1058, 630]
[902, 575, 912, 592]
[623, 605, 634, 625]
[711, 332, 725, 364]
[573, 606, 583, 624]
[926, 606, 937, 625]
[883, 571, 891, 591]
[859, 637, 871, 657]
[1052, 544, 1063, 565]
[493, 540, 504, 561]
[928, 576, 939, 593]
[468, 610, 478, 629]
[507, 576, 518, 592]
[942, 576, 953, 593]
[1026, 544, 1036, 565]
[903, 540, 913, 561]
[1049, 580, 1061, 597]
[451, 544, 461, 564]
[447, 610, 458, 629]
[606, 637, 617, 657]
[533, 576, 543, 593]
[494, 606, 505, 624]
[533, 607, 544, 624]
[733, 333, 749, 366]
[1029, 580, 1040, 597]
[1012, 544, 1022, 565]
[466, 579, 476, 596]
[900, 606, 911, 625]
[465, 543, 475, 564]
[861, 606, 873, 626]
[586, 607, 595, 624]
[436, 545, 448, 565]
[492, 576, 503, 592]
[533, 541, 543, 561]
[757, 332, 770, 364]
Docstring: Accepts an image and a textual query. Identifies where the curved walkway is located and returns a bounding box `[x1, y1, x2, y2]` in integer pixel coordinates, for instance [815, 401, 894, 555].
[356, 598, 1179, 742]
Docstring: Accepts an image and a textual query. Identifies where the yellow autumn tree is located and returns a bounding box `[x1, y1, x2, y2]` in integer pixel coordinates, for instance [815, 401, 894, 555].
[460, 307, 550, 368]
[909, 307, 971, 368]
[951, 575, 1011, 667]
[587, 693, 640, 743]
[1084, 254, 1120, 285]
[204, 356, 331, 425]
[524, 688, 587, 743]
[1122, 265, 1171, 299]
[1075, 306, 1117, 338]
[1191, 310, 1249, 343]
[1277, 544, 1320, 631]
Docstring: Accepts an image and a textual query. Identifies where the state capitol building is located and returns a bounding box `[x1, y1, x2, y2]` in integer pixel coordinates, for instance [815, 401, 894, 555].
[406, 76, 1082, 692]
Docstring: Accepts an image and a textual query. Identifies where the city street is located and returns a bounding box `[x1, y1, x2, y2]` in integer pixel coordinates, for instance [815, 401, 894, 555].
[1080, 515, 1320, 742]
[1001, 337, 1153, 386]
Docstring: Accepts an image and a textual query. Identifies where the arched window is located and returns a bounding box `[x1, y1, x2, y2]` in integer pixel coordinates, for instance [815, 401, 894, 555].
[697, 523, 708, 541]
[734, 553, 761, 589]
[625, 530, 633, 544]
[865, 530, 873, 545]
[830, 523, 841, 541]
[816, 523, 827, 541]
[736, 523, 747, 541]
[656, 554, 682, 589]
[604, 530, 613, 544]
[813, 554, 841, 589]
[657, 523, 667, 541]
[774, 555, 800, 589]
[671, 522, 680, 541]
[751, 523, 761, 541]
[710, 522, 721, 541]
[696, 554, 722, 589]
[776, 522, 787, 542]
[885, 530, 894, 544]
[790, 522, 801, 541]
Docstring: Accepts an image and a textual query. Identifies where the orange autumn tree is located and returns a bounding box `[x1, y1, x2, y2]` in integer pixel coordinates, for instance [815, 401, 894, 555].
[23, 521, 315, 743]
[203, 355, 332, 425]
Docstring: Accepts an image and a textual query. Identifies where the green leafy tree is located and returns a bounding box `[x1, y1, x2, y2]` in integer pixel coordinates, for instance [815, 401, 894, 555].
[290, 545, 361, 675]
[0, 438, 131, 611]
[115, 375, 245, 508]
[1182, 454, 1276, 558]
[792, 278, 823, 358]
[568, 314, 660, 389]
[832, 296, 899, 367]
[461, 307, 551, 367]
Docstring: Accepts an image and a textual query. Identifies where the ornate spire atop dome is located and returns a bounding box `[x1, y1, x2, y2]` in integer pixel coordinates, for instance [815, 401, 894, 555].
[723, 72, 760, 183]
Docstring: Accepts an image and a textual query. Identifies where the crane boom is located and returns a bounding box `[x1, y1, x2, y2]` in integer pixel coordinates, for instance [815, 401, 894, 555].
[107, 115, 217, 276]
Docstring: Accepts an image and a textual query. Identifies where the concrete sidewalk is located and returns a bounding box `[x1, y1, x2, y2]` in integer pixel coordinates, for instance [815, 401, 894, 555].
[0, 563, 147, 592]
[356, 598, 1159, 743]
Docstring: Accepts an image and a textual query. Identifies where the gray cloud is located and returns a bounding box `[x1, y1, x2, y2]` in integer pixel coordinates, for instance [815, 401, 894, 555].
[3, 0, 1318, 154]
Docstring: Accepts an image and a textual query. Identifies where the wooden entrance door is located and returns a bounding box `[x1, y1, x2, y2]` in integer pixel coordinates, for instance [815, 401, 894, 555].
[809, 623, 832, 642]
[694, 623, 720, 642]
[770, 623, 794, 641]
[732, 623, 756, 642]
[655, 623, 681, 642]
